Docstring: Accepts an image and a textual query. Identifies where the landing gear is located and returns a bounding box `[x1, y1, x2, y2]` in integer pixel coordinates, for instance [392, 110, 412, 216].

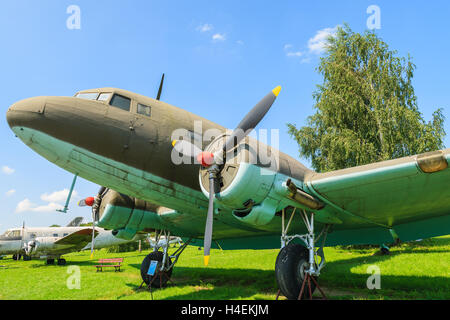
[139, 230, 191, 289]
[23, 255, 32, 261]
[12, 254, 22, 260]
[379, 244, 391, 255]
[57, 258, 66, 266]
[46, 259, 55, 265]
[275, 208, 330, 300]
[140, 251, 173, 288]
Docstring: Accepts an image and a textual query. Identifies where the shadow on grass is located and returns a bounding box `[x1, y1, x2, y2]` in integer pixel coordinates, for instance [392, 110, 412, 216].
[123, 252, 450, 300]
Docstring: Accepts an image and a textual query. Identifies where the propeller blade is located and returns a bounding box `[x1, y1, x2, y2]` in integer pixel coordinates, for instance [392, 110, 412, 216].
[172, 139, 203, 159]
[223, 86, 281, 153]
[90, 223, 95, 259]
[203, 175, 216, 266]
[78, 197, 95, 207]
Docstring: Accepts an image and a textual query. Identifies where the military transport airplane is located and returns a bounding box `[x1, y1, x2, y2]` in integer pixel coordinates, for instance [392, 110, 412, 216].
[6, 78, 450, 299]
[0, 218, 145, 265]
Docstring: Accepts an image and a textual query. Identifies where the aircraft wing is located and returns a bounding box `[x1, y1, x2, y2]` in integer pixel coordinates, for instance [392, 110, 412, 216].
[54, 228, 98, 249]
[303, 149, 450, 243]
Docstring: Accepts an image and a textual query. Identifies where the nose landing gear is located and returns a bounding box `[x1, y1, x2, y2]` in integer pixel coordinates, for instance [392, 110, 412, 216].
[139, 230, 191, 291]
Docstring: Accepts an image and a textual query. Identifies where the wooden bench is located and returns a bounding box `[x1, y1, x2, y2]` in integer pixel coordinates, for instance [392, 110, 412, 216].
[95, 258, 124, 272]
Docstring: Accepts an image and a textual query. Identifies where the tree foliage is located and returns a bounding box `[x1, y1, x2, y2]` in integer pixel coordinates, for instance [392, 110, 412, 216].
[288, 25, 445, 172]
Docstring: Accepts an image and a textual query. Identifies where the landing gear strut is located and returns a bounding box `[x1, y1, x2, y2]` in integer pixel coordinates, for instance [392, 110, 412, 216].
[139, 230, 191, 289]
[12, 254, 22, 261]
[275, 208, 330, 300]
[57, 258, 66, 266]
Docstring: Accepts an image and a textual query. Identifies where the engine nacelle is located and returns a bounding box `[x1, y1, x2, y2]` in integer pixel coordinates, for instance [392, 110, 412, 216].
[199, 135, 282, 226]
[26, 237, 58, 255]
[112, 228, 137, 241]
[97, 189, 166, 233]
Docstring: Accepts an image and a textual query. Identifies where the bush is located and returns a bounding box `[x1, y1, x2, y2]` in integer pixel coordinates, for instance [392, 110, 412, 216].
[106, 240, 151, 253]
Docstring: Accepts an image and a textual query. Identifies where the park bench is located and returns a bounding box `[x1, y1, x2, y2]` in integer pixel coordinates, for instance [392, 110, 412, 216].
[95, 258, 124, 272]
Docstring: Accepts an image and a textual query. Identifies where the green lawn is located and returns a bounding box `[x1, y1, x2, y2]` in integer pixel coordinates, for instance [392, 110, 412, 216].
[0, 236, 449, 300]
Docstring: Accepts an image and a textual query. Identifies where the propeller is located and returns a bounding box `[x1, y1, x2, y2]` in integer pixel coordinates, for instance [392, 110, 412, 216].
[172, 86, 281, 266]
[78, 187, 107, 259]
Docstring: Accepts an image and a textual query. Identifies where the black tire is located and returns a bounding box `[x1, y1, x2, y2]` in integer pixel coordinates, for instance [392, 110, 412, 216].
[12, 254, 19, 261]
[46, 259, 55, 265]
[57, 259, 66, 266]
[140, 251, 173, 288]
[275, 243, 317, 300]
[23, 255, 32, 261]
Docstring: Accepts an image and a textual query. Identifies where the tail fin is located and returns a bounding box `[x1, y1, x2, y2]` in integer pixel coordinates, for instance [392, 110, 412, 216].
[66, 217, 84, 227]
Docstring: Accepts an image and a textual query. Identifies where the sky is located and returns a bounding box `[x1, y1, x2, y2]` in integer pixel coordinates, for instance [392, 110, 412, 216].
[0, 0, 449, 232]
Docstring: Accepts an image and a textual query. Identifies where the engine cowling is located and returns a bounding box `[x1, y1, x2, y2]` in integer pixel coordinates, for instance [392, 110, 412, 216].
[96, 189, 167, 239]
[199, 134, 281, 226]
[25, 237, 58, 255]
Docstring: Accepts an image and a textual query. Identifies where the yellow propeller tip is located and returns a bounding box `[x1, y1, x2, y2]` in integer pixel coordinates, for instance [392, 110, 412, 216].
[204, 255, 210, 266]
[172, 140, 178, 147]
[272, 86, 282, 97]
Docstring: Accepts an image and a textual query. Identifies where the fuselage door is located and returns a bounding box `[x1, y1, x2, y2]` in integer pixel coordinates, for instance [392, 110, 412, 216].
[104, 94, 135, 156]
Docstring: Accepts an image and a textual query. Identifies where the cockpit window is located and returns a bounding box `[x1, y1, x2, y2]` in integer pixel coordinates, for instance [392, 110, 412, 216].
[76, 92, 99, 100]
[110, 94, 131, 112]
[98, 93, 111, 101]
[0, 230, 21, 239]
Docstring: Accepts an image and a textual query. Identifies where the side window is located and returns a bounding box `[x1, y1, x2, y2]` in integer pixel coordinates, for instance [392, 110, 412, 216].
[137, 103, 151, 117]
[63, 233, 68, 237]
[110, 94, 131, 112]
[53, 233, 58, 237]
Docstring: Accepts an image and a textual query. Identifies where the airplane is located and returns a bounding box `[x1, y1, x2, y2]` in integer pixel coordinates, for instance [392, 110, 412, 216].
[0, 217, 145, 265]
[5, 76, 450, 299]
[147, 235, 184, 249]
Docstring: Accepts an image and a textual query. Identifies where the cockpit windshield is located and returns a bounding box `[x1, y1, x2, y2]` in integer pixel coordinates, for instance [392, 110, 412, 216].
[0, 230, 21, 240]
[75, 92, 112, 102]
[75, 92, 99, 100]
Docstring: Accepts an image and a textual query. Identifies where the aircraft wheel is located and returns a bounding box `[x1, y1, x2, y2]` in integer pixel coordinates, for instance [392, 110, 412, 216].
[57, 259, 66, 266]
[275, 243, 317, 300]
[23, 255, 32, 261]
[46, 259, 55, 265]
[12, 254, 19, 261]
[140, 251, 173, 288]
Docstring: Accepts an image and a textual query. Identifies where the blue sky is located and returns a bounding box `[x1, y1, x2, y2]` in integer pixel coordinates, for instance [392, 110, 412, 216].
[0, 0, 449, 232]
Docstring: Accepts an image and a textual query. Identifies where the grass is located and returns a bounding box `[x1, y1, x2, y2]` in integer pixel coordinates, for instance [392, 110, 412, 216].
[0, 235, 449, 300]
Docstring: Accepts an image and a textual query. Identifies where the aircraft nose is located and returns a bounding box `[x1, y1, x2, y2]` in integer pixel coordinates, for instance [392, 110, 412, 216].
[6, 97, 46, 129]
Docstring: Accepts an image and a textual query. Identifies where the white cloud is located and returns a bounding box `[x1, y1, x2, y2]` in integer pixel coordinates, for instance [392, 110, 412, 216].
[212, 33, 226, 42]
[284, 26, 338, 62]
[284, 44, 304, 58]
[15, 188, 78, 214]
[40, 189, 78, 203]
[236, 40, 244, 45]
[307, 26, 338, 54]
[196, 23, 213, 32]
[15, 198, 63, 213]
[286, 51, 303, 57]
[1, 166, 15, 175]
[5, 189, 16, 197]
